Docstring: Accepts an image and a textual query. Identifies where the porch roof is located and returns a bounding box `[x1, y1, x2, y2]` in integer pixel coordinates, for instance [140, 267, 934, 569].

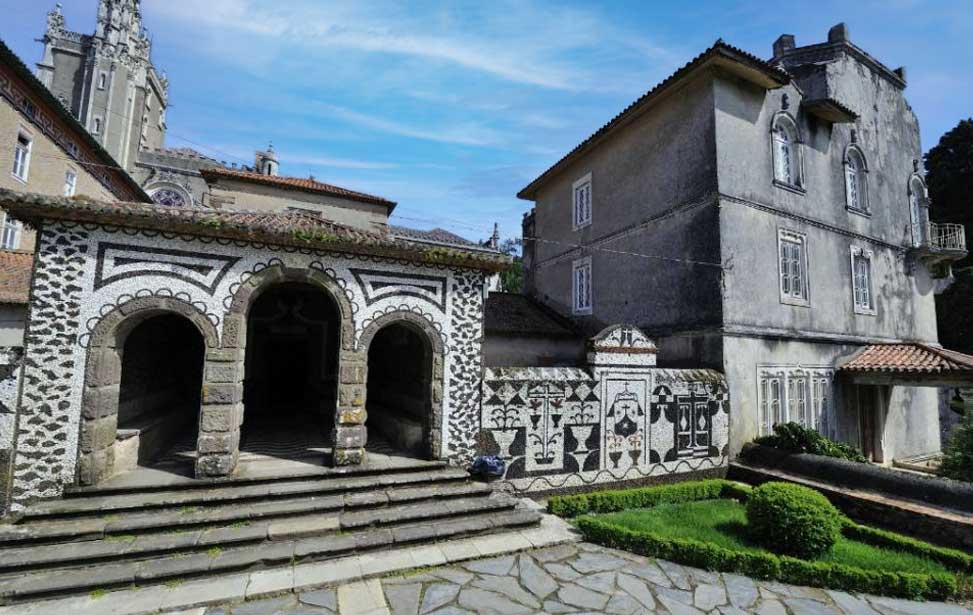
[838, 343, 973, 386]
[0, 189, 509, 273]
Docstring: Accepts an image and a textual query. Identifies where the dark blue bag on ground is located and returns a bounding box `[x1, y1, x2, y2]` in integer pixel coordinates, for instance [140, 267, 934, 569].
[470, 455, 506, 479]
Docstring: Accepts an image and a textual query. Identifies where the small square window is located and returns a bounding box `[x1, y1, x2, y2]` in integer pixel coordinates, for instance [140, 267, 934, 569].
[778, 229, 809, 306]
[64, 169, 78, 197]
[572, 173, 592, 230]
[850, 247, 876, 315]
[572, 256, 592, 315]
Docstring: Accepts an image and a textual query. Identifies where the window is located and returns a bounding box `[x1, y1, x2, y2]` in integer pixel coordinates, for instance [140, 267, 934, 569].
[92, 116, 102, 135]
[778, 229, 809, 306]
[771, 113, 803, 190]
[1, 213, 20, 249]
[66, 141, 79, 158]
[64, 169, 77, 197]
[844, 146, 868, 214]
[572, 173, 592, 229]
[97, 71, 107, 90]
[12, 131, 31, 181]
[572, 257, 592, 315]
[850, 246, 875, 314]
[909, 176, 926, 247]
[758, 366, 835, 436]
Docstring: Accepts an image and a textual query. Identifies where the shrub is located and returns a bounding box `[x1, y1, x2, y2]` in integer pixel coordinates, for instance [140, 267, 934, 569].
[941, 409, 973, 482]
[746, 482, 842, 559]
[754, 422, 867, 463]
[547, 479, 750, 517]
[574, 516, 957, 600]
[841, 519, 973, 573]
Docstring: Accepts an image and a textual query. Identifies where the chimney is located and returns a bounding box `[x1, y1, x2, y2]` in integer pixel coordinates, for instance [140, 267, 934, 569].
[828, 23, 850, 44]
[893, 66, 907, 83]
[773, 34, 795, 58]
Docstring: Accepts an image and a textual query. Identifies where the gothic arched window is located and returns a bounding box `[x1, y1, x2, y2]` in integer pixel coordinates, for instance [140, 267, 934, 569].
[844, 146, 868, 214]
[771, 113, 804, 189]
[908, 175, 927, 247]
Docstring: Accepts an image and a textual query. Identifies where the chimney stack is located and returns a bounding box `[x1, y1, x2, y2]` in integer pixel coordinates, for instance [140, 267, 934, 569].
[828, 23, 850, 44]
[772, 34, 795, 58]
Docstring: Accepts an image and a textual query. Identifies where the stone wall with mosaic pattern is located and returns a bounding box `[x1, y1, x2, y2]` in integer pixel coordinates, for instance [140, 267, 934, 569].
[480, 326, 729, 493]
[6, 221, 489, 509]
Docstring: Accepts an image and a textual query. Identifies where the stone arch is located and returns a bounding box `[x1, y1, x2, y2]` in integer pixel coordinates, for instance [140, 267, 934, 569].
[359, 311, 445, 460]
[209, 265, 362, 472]
[78, 296, 218, 485]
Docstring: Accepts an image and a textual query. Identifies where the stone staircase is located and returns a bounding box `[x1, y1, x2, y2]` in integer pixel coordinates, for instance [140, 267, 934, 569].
[0, 461, 543, 607]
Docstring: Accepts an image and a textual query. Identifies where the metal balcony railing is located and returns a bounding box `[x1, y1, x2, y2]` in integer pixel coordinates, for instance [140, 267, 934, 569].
[925, 222, 967, 252]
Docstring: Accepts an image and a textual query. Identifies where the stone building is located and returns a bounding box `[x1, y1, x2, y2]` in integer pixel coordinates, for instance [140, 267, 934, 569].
[518, 26, 970, 464]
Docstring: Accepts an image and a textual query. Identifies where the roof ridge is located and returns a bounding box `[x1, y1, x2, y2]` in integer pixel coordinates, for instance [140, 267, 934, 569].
[916, 342, 973, 369]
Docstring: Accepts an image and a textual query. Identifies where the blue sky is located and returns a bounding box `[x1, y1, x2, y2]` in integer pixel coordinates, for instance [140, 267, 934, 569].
[1, 1, 970, 242]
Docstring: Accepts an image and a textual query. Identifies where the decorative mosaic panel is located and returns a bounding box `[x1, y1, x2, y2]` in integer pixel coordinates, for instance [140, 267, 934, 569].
[480, 338, 729, 493]
[0, 347, 24, 452]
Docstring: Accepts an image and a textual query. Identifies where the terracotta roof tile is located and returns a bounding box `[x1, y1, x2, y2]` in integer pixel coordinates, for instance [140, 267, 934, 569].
[0, 189, 509, 272]
[201, 167, 395, 208]
[517, 40, 790, 200]
[0, 250, 32, 304]
[839, 343, 973, 374]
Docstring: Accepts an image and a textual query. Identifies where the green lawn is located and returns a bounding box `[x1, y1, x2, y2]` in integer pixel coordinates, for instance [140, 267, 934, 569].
[600, 499, 949, 575]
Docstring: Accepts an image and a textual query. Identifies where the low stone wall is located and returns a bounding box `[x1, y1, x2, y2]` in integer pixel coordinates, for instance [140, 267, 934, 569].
[479, 325, 729, 493]
[739, 443, 973, 513]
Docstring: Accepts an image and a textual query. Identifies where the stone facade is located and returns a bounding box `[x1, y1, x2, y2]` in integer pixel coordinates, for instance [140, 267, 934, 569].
[480, 325, 729, 493]
[6, 219, 488, 509]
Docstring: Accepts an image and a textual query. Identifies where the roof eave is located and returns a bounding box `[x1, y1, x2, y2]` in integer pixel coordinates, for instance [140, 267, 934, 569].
[516, 44, 789, 201]
[201, 170, 397, 210]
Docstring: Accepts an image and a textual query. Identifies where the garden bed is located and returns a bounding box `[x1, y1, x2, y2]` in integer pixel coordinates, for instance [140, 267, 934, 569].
[549, 479, 972, 601]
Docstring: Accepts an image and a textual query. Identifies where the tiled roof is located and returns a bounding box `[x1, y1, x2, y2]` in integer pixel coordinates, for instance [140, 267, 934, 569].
[839, 344, 973, 374]
[0, 189, 509, 272]
[201, 168, 396, 209]
[389, 225, 485, 250]
[485, 292, 580, 338]
[517, 40, 790, 200]
[0, 250, 32, 304]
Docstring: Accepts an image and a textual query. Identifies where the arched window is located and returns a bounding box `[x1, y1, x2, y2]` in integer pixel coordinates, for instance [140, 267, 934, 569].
[771, 113, 803, 189]
[844, 146, 868, 213]
[908, 175, 927, 246]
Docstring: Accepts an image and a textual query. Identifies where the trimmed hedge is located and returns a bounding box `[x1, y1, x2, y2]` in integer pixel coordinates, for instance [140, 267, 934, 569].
[547, 479, 751, 517]
[747, 482, 842, 559]
[841, 519, 973, 573]
[576, 516, 957, 601]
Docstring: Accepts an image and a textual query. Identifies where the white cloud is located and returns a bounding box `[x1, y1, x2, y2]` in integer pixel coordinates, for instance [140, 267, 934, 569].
[321, 105, 504, 147]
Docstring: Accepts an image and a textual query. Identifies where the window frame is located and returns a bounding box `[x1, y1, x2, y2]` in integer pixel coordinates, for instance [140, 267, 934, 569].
[64, 168, 78, 197]
[850, 245, 876, 315]
[770, 112, 805, 193]
[843, 145, 869, 215]
[572, 172, 592, 231]
[777, 228, 810, 307]
[11, 128, 32, 183]
[758, 365, 835, 437]
[908, 175, 927, 247]
[1, 212, 21, 250]
[92, 116, 103, 135]
[572, 256, 593, 315]
[97, 71, 108, 90]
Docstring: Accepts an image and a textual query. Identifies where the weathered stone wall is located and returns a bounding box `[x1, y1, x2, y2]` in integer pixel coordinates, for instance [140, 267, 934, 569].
[480, 325, 729, 493]
[7, 220, 488, 509]
[0, 346, 23, 452]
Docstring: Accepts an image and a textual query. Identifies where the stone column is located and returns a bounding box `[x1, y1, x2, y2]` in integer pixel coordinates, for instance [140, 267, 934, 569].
[195, 321, 244, 478]
[333, 349, 366, 465]
[77, 347, 122, 485]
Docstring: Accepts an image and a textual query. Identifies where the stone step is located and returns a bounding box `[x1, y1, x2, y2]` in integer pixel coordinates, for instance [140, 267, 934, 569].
[0, 507, 543, 604]
[24, 467, 470, 520]
[61, 458, 450, 498]
[0, 494, 520, 574]
[0, 480, 494, 547]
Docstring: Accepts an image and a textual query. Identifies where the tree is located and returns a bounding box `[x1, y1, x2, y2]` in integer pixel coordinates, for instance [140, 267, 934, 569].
[925, 119, 973, 353]
[498, 238, 523, 293]
[941, 408, 973, 482]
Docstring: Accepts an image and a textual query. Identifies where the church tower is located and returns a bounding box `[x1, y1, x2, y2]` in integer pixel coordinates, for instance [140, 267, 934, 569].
[36, 1, 169, 171]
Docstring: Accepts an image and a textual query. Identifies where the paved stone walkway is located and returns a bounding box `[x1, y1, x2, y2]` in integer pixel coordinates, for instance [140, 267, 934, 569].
[194, 542, 972, 615]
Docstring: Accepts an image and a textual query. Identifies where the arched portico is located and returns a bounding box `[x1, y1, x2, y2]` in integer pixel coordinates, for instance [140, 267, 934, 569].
[358, 311, 445, 460]
[79, 296, 219, 485]
[210, 265, 363, 474]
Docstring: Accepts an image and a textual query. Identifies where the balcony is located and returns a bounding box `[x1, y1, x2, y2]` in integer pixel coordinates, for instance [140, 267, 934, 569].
[911, 222, 967, 273]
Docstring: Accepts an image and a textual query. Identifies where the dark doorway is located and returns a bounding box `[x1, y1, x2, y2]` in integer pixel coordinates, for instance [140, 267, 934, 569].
[117, 314, 204, 467]
[366, 323, 433, 458]
[243, 282, 340, 455]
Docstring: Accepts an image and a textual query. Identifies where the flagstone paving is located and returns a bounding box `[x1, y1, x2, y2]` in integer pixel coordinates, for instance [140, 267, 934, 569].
[198, 542, 973, 615]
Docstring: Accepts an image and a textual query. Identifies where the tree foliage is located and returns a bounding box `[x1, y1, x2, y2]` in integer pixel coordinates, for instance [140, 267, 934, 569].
[498, 237, 523, 293]
[941, 406, 973, 483]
